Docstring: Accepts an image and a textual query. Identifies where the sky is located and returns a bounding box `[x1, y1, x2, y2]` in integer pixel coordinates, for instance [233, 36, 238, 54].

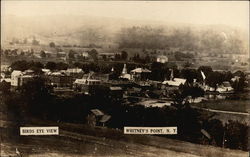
[1, 1, 249, 31]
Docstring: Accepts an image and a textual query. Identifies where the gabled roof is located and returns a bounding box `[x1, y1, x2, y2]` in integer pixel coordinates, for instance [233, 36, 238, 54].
[119, 74, 131, 80]
[44, 51, 52, 54]
[11, 70, 23, 76]
[66, 68, 83, 73]
[74, 78, 101, 84]
[157, 55, 168, 59]
[24, 69, 34, 74]
[131, 68, 151, 73]
[162, 78, 186, 86]
[91, 109, 104, 116]
[42, 69, 51, 73]
[50, 72, 67, 76]
[110, 86, 123, 90]
[99, 115, 111, 123]
[58, 51, 66, 54]
[1, 78, 11, 83]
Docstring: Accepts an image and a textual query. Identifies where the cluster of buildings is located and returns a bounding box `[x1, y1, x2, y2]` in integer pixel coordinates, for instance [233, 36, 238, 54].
[1, 60, 246, 109]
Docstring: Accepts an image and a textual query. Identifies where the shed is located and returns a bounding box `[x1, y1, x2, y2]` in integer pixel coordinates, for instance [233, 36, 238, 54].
[87, 109, 111, 127]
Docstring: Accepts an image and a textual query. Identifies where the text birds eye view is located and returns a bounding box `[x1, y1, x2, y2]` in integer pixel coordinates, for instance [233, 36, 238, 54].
[0, 1, 249, 157]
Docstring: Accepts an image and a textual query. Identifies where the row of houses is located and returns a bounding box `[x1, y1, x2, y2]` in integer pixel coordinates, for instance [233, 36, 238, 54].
[2, 62, 242, 101]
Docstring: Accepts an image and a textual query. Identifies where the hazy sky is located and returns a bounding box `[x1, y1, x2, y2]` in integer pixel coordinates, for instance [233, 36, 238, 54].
[1, 1, 249, 31]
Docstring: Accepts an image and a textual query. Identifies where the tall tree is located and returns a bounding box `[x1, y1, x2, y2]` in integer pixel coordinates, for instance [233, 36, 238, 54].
[49, 42, 56, 48]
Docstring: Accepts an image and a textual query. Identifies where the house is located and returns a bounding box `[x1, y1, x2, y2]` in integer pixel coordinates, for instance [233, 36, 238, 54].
[216, 81, 234, 94]
[11, 70, 35, 88]
[47, 72, 72, 88]
[156, 55, 168, 63]
[73, 78, 101, 94]
[162, 78, 186, 87]
[75, 52, 89, 60]
[11, 70, 23, 87]
[1, 65, 11, 72]
[44, 51, 53, 58]
[98, 52, 120, 60]
[130, 68, 151, 81]
[0, 78, 11, 83]
[86, 109, 111, 127]
[23, 69, 34, 75]
[66, 68, 84, 78]
[42, 69, 51, 74]
[21, 75, 34, 85]
[57, 52, 67, 61]
[109, 86, 124, 100]
[81, 52, 89, 58]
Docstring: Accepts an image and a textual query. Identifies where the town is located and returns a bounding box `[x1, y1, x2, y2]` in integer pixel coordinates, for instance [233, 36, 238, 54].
[1, 44, 249, 151]
[0, 1, 249, 157]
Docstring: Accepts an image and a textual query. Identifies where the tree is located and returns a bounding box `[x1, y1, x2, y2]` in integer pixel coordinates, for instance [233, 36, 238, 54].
[49, 42, 56, 48]
[88, 49, 98, 61]
[32, 38, 39, 45]
[132, 53, 141, 63]
[29, 61, 44, 74]
[10, 60, 29, 71]
[20, 77, 52, 118]
[56, 62, 69, 70]
[224, 120, 248, 150]
[198, 66, 213, 76]
[231, 77, 246, 92]
[150, 62, 167, 81]
[20, 51, 25, 56]
[68, 50, 75, 59]
[40, 50, 46, 58]
[180, 85, 205, 102]
[206, 72, 224, 89]
[115, 53, 121, 61]
[144, 55, 151, 63]
[45, 62, 57, 71]
[180, 68, 198, 84]
[183, 61, 192, 68]
[121, 51, 128, 60]
[203, 119, 224, 147]
[0, 80, 11, 94]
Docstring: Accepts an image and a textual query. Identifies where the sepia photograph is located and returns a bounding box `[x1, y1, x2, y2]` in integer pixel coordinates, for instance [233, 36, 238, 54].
[0, 1, 249, 157]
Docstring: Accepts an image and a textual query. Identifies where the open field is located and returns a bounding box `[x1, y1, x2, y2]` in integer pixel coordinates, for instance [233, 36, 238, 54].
[191, 99, 250, 113]
[1, 118, 249, 157]
[191, 97, 250, 125]
[0, 94, 248, 157]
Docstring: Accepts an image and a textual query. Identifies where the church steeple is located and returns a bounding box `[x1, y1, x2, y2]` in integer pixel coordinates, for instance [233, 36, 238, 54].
[122, 64, 127, 74]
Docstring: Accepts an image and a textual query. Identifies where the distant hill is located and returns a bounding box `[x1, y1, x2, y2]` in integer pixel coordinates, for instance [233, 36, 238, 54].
[1, 15, 249, 56]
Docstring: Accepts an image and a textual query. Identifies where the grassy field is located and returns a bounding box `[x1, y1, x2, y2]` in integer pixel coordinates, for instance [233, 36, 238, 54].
[1, 93, 249, 157]
[1, 118, 248, 157]
[191, 100, 250, 113]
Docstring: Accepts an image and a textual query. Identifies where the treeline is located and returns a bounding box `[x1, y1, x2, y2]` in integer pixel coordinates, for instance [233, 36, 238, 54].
[116, 26, 246, 54]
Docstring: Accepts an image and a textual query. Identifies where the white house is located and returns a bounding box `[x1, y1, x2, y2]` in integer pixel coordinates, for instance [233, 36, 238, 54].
[162, 78, 186, 87]
[130, 68, 151, 81]
[156, 55, 168, 63]
[11, 70, 23, 86]
[66, 68, 83, 74]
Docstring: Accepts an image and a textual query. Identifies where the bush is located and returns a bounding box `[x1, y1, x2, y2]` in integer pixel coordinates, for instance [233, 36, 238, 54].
[225, 120, 248, 150]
